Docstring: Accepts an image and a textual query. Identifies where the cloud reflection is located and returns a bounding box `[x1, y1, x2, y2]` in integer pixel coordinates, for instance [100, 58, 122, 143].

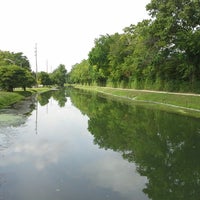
[82, 153, 148, 199]
[0, 139, 67, 171]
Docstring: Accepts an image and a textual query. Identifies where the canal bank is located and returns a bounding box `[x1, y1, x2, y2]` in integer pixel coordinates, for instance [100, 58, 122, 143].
[72, 85, 200, 118]
[0, 88, 52, 109]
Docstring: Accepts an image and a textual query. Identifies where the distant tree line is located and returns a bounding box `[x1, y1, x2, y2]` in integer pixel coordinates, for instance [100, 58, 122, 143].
[37, 64, 67, 87]
[0, 50, 67, 92]
[68, 0, 200, 92]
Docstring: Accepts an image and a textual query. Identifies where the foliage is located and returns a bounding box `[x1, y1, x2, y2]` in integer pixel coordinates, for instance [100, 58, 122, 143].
[38, 71, 52, 86]
[0, 50, 31, 70]
[0, 65, 35, 92]
[68, 0, 200, 93]
[146, 0, 200, 85]
[51, 64, 67, 87]
[0, 50, 35, 91]
[88, 34, 112, 85]
[69, 60, 92, 85]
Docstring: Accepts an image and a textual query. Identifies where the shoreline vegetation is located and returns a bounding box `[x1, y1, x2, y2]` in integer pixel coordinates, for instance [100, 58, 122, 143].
[72, 85, 200, 118]
[1, 85, 200, 118]
[0, 87, 51, 109]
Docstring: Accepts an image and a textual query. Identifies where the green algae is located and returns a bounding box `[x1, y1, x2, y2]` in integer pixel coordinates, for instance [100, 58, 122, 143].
[0, 113, 26, 127]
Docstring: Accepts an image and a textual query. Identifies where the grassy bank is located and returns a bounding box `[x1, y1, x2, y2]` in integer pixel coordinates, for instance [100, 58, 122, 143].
[0, 87, 51, 109]
[73, 85, 200, 117]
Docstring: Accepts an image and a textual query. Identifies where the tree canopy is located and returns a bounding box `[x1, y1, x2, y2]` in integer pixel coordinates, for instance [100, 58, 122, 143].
[0, 50, 69, 91]
[51, 64, 67, 87]
[0, 65, 35, 91]
[68, 0, 200, 93]
[0, 51, 35, 91]
[0, 51, 31, 71]
[38, 71, 52, 86]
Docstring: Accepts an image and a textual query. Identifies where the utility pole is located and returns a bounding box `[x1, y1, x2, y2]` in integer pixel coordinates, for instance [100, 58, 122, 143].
[46, 59, 48, 73]
[35, 43, 38, 134]
[35, 43, 38, 87]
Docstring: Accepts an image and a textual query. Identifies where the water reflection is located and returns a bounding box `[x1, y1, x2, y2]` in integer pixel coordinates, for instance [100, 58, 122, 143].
[0, 89, 148, 200]
[1, 139, 64, 170]
[0, 96, 36, 152]
[1, 88, 200, 200]
[0, 95, 36, 127]
[38, 89, 68, 107]
[82, 154, 147, 199]
[70, 89, 200, 200]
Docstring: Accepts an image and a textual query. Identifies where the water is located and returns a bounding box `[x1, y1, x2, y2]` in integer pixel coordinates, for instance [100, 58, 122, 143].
[0, 88, 200, 200]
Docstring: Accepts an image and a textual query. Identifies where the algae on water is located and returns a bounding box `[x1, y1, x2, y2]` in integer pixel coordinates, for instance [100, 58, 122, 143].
[0, 114, 25, 127]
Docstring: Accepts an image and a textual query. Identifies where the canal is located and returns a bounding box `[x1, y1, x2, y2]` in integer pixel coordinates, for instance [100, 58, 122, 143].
[0, 88, 200, 200]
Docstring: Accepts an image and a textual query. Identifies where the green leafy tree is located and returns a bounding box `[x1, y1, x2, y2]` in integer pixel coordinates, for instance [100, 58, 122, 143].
[51, 64, 67, 87]
[69, 60, 91, 85]
[88, 34, 112, 85]
[0, 50, 31, 70]
[69, 0, 200, 92]
[68, 63, 81, 84]
[0, 65, 35, 91]
[146, 0, 200, 87]
[38, 71, 52, 86]
[21, 70, 36, 91]
[108, 32, 132, 85]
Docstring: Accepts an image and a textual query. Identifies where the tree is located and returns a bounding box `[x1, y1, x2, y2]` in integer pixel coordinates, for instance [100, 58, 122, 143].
[51, 64, 67, 87]
[69, 0, 200, 92]
[88, 34, 112, 85]
[21, 70, 36, 91]
[108, 33, 132, 84]
[0, 65, 35, 91]
[68, 60, 92, 85]
[38, 71, 52, 86]
[146, 0, 200, 86]
[0, 51, 31, 70]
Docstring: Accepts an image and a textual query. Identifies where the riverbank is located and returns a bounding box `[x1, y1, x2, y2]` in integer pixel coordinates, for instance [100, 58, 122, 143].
[73, 85, 200, 117]
[0, 87, 51, 109]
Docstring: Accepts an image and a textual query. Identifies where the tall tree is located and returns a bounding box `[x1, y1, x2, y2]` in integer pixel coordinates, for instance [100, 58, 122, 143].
[38, 71, 52, 86]
[0, 65, 35, 91]
[88, 34, 111, 85]
[0, 51, 31, 70]
[146, 0, 200, 85]
[51, 64, 67, 87]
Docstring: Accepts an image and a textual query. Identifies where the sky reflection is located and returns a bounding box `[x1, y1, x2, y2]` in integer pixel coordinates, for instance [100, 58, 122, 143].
[0, 96, 148, 200]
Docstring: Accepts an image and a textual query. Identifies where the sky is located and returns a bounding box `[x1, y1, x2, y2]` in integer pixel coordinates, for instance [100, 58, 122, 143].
[0, 0, 150, 72]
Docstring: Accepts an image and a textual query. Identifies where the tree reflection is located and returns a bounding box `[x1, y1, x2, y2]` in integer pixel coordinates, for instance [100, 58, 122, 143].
[70, 89, 200, 200]
[37, 91, 53, 106]
[52, 89, 68, 107]
[37, 89, 68, 107]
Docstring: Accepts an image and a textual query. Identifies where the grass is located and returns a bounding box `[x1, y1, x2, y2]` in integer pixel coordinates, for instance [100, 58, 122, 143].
[2, 85, 200, 117]
[73, 85, 200, 117]
[0, 92, 24, 109]
[0, 87, 52, 109]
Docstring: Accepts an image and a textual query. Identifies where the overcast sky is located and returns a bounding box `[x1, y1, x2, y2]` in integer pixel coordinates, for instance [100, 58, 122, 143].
[0, 0, 150, 72]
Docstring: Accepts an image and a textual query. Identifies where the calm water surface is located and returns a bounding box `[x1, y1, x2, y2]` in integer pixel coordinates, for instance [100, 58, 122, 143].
[0, 88, 200, 200]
